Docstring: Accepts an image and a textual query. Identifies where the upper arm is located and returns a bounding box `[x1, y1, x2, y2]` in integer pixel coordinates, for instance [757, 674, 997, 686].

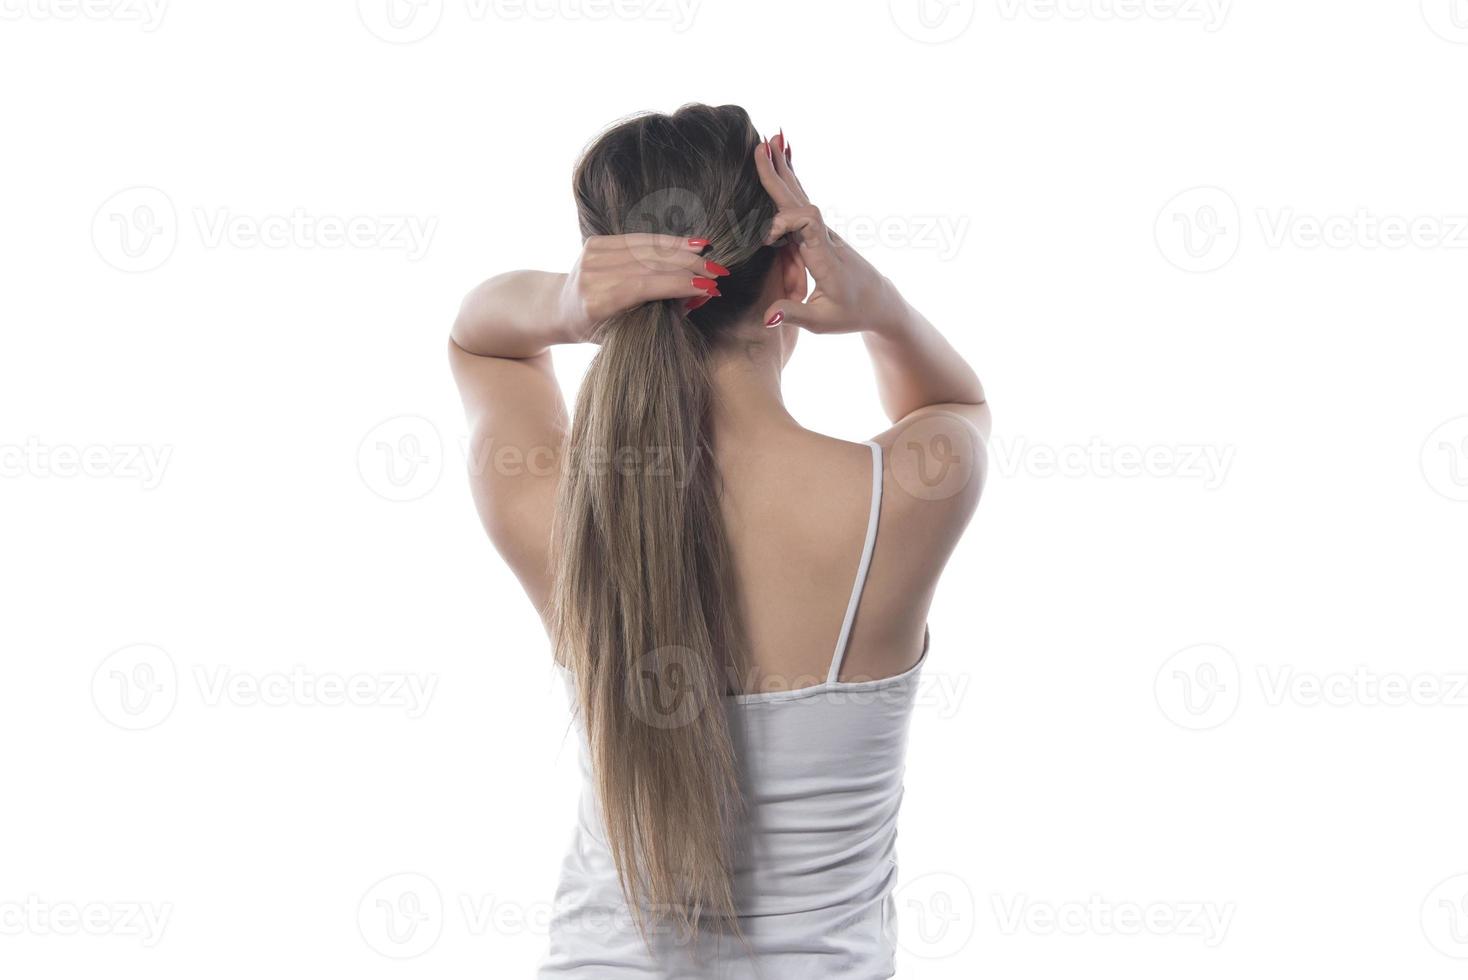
[448, 338, 568, 611]
[869, 402, 989, 597]
[837, 404, 988, 669]
[874, 401, 989, 519]
[892, 398, 990, 442]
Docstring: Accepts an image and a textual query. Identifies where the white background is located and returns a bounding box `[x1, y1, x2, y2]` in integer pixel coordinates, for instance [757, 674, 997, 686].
[3, 0, 1467, 977]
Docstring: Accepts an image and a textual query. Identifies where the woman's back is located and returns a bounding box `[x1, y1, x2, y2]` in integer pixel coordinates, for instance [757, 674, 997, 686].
[718, 429, 919, 692]
[541, 440, 939, 978]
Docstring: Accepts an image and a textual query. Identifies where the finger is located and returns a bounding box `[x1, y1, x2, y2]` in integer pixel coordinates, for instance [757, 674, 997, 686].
[765, 217, 841, 291]
[760, 297, 840, 332]
[611, 237, 717, 275]
[592, 233, 711, 253]
[613, 250, 731, 278]
[768, 133, 810, 205]
[774, 132, 810, 197]
[763, 205, 832, 255]
[612, 273, 720, 308]
[753, 140, 803, 211]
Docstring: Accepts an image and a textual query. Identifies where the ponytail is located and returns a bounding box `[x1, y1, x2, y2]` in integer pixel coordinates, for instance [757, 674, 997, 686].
[553, 102, 779, 943]
[550, 298, 744, 938]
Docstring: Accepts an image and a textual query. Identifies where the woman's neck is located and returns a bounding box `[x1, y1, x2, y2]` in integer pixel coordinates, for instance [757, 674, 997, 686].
[708, 332, 802, 444]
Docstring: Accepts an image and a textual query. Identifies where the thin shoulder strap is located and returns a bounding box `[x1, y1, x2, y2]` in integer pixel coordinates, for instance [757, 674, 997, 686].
[828, 441, 884, 684]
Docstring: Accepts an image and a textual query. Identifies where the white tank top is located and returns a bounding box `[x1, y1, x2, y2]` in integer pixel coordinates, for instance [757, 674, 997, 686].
[540, 442, 926, 979]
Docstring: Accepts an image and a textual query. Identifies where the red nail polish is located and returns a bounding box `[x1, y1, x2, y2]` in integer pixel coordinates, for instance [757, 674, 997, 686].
[785, 140, 792, 165]
[692, 277, 718, 291]
[705, 259, 730, 276]
[708, 287, 722, 297]
[765, 140, 773, 162]
[688, 238, 710, 249]
[686, 295, 711, 311]
[777, 128, 784, 153]
[765, 310, 784, 327]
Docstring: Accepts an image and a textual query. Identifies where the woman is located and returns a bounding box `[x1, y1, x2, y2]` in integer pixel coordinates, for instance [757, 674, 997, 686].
[449, 104, 988, 978]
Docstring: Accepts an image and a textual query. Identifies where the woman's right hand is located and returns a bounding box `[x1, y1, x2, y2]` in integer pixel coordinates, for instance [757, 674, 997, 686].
[754, 134, 911, 336]
[558, 234, 729, 339]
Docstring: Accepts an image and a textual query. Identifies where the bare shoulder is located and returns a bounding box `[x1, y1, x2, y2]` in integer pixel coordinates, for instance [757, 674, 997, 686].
[736, 416, 987, 558]
[811, 405, 988, 673]
[871, 403, 989, 542]
[717, 429, 877, 541]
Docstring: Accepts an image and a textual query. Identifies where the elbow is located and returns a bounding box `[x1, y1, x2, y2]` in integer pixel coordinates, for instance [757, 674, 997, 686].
[449, 293, 475, 347]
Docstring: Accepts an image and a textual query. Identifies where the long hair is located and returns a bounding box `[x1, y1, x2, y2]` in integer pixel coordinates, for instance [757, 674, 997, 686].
[550, 104, 779, 940]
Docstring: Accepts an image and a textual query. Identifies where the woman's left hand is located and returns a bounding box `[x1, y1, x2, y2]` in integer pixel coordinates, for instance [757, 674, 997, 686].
[754, 133, 910, 336]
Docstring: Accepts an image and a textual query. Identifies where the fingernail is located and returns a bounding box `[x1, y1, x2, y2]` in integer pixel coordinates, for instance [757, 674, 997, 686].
[785, 140, 792, 165]
[765, 310, 784, 327]
[777, 128, 784, 154]
[686, 295, 711, 311]
[765, 139, 773, 163]
[705, 259, 730, 276]
[708, 287, 722, 297]
[688, 238, 710, 249]
[692, 277, 719, 292]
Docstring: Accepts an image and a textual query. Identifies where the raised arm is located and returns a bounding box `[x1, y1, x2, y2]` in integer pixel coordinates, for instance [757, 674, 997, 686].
[448, 272, 575, 610]
[753, 134, 990, 439]
[451, 270, 586, 358]
[448, 239, 724, 608]
[861, 304, 988, 436]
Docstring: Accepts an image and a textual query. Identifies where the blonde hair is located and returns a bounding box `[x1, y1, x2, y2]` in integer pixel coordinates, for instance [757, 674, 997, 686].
[550, 104, 778, 942]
